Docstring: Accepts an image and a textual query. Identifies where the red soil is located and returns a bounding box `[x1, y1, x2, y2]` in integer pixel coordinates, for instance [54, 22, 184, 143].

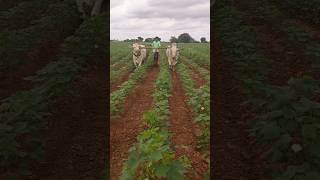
[212, 36, 265, 180]
[110, 71, 131, 92]
[185, 63, 207, 88]
[169, 72, 208, 180]
[110, 66, 159, 180]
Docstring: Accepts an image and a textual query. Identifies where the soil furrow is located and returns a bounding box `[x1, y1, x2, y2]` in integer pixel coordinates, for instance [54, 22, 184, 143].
[30, 63, 108, 180]
[169, 71, 208, 180]
[0, 43, 61, 101]
[234, 0, 311, 85]
[289, 19, 320, 41]
[110, 71, 132, 92]
[110, 66, 159, 180]
[212, 36, 265, 180]
[185, 63, 207, 88]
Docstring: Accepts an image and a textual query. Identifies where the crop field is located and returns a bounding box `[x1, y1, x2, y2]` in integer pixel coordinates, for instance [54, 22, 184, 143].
[110, 41, 210, 179]
[0, 1, 107, 179]
[213, 0, 320, 179]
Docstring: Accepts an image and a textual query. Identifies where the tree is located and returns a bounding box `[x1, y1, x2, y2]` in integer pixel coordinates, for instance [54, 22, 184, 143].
[170, 36, 178, 43]
[200, 37, 207, 43]
[145, 38, 153, 42]
[124, 39, 137, 42]
[137, 37, 144, 42]
[177, 33, 195, 43]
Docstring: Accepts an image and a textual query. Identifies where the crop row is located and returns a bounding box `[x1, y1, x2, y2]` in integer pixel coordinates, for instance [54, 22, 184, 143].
[110, 51, 134, 85]
[215, 1, 320, 179]
[110, 53, 132, 70]
[181, 52, 211, 178]
[120, 53, 190, 179]
[176, 61, 210, 179]
[181, 56, 210, 82]
[0, 0, 58, 31]
[180, 44, 210, 68]
[268, 0, 320, 26]
[110, 54, 153, 116]
[110, 64, 134, 86]
[110, 42, 132, 64]
[176, 62, 210, 152]
[0, 0, 82, 72]
[0, 0, 30, 11]
[240, 0, 320, 74]
[0, 16, 108, 178]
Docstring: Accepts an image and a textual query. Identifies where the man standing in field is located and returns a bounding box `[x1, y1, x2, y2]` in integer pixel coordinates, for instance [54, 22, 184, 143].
[151, 37, 161, 66]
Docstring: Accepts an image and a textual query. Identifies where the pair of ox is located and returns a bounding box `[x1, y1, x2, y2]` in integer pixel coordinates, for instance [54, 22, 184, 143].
[132, 43, 179, 71]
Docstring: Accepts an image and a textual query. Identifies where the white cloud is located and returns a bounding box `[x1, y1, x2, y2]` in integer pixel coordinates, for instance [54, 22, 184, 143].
[110, 0, 210, 41]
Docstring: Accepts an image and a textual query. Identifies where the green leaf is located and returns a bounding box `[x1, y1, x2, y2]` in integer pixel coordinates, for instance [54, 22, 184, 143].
[271, 149, 284, 162]
[154, 164, 170, 177]
[127, 151, 141, 171]
[291, 144, 303, 153]
[302, 124, 317, 139]
[149, 151, 163, 161]
[167, 161, 186, 180]
[261, 122, 281, 140]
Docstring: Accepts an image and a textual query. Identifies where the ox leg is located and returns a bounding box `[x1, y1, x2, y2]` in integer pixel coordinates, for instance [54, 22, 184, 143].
[138, 60, 142, 67]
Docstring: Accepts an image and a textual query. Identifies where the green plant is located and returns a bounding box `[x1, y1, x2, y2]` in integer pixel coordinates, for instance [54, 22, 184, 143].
[214, 3, 320, 179]
[120, 128, 188, 180]
[269, 0, 320, 25]
[110, 42, 135, 85]
[249, 76, 320, 179]
[0, 15, 108, 177]
[110, 56, 152, 115]
[121, 52, 191, 179]
[175, 62, 210, 151]
[0, 0, 58, 31]
[143, 110, 162, 128]
[0, 0, 81, 72]
[0, 0, 31, 11]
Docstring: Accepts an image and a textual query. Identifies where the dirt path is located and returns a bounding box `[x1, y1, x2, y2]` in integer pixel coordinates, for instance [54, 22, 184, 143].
[212, 36, 265, 180]
[110, 66, 159, 180]
[183, 62, 207, 88]
[169, 72, 208, 180]
[30, 62, 108, 180]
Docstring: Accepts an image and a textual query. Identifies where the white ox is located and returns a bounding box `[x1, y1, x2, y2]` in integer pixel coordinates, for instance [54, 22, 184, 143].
[132, 43, 147, 68]
[166, 43, 179, 71]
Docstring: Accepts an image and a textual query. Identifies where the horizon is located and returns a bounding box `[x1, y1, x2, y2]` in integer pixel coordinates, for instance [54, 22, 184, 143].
[110, 0, 210, 41]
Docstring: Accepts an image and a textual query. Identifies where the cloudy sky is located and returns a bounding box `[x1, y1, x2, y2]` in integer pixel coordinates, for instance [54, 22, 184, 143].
[110, 0, 210, 41]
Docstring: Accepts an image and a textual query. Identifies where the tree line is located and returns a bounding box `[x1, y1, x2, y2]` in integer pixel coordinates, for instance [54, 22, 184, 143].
[122, 33, 208, 43]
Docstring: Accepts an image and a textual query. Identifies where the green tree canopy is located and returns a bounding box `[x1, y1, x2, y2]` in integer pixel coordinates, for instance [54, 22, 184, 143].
[177, 33, 195, 43]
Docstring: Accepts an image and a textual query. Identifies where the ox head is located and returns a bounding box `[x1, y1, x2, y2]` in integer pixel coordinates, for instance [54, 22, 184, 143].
[170, 43, 178, 58]
[132, 43, 141, 57]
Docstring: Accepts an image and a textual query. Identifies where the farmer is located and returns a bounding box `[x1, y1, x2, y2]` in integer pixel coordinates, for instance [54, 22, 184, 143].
[151, 37, 161, 65]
